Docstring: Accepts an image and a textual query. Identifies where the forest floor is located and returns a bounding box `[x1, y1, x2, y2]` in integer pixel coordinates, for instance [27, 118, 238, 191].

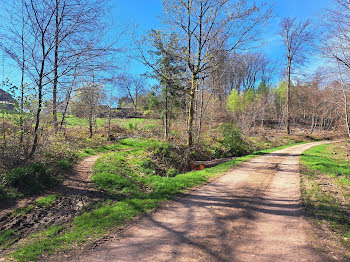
[45, 141, 344, 262]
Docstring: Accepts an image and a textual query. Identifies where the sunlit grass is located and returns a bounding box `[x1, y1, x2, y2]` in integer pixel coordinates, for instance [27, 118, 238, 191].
[36, 194, 58, 207]
[300, 142, 350, 253]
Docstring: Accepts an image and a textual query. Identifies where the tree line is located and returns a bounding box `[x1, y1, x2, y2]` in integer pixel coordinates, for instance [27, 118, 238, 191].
[0, 0, 349, 165]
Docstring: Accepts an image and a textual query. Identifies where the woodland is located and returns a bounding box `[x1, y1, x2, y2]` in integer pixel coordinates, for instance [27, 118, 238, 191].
[0, 0, 349, 261]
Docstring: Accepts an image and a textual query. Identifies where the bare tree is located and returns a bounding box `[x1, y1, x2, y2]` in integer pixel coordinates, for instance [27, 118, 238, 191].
[320, 0, 350, 137]
[162, 0, 272, 146]
[279, 17, 313, 134]
[321, 0, 350, 69]
[118, 73, 145, 112]
[24, 0, 57, 158]
[50, 0, 115, 132]
[0, 0, 120, 158]
[73, 81, 104, 138]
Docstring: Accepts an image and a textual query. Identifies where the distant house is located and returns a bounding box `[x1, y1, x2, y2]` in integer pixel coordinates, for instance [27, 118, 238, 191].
[0, 89, 16, 111]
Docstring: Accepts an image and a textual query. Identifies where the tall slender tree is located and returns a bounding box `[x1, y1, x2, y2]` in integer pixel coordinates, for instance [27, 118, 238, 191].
[279, 17, 313, 134]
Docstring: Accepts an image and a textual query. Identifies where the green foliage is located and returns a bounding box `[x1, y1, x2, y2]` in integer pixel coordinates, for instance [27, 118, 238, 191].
[149, 30, 186, 116]
[227, 89, 256, 113]
[153, 143, 172, 158]
[139, 158, 157, 175]
[227, 89, 241, 112]
[143, 90, 162, 111]
[244, 89, 255, 107]
[3, 163, 57, 195]
[217, 124, 251, 157]
[166, 168, 178, 177]
[0, 183, 8, 200]
[274, 81, 287, 102]
[257, 81, 269, 95]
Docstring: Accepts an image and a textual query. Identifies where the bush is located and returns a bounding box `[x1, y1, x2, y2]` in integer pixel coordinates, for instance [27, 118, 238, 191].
[218, 124, 251, 157]
[139, 159, 156, 175]
[166, 168, 178, 177]
[153, 144, 172, 158]
[0, 183, 8, 200]
[4, 163, 57, 195]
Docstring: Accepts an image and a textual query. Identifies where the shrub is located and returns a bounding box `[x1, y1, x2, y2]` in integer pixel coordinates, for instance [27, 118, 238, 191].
[153, 144, 172, 158]
[139, 159, 156, 175]
[166, 168, 178, 177]
[0, 183, 8, 200]
[218, 124, 251, 157]
[4, 163, 57, 195]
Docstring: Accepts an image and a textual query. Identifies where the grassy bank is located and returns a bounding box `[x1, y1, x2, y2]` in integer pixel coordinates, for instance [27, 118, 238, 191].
[4, 139, 308, 262]
[300, 142, 350, 257]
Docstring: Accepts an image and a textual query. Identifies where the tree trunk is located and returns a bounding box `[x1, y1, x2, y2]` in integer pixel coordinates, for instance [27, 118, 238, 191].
[286, 58, 292, 135]
[19, 0, 25, 150]
[89, 116, 93, 138]
[89, 102, 93, 138]
[28, 59, 45, 158]
[107, 106, 111, 139]
[187, 72, 196, 147]
[135, 89, 138, 112]
[337, 61, 350, 138]
[310, 114, 315, 134]
[164, 84, 169, 140]
[197, 88, 204, 139]
[60, 86, 73, 130]
[19, 36, 25, 149]
[52, 0, 59, 132]
[343, 91, 350, 138]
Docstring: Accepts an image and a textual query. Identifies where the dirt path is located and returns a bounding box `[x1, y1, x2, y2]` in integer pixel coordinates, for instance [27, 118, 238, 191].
[53, 141, 335, 262]
[57, 153, 106, 199]
[0, 154, 107, 258]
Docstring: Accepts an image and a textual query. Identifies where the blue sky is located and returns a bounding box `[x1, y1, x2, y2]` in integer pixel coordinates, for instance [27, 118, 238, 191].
[1, 0, 337, 88]
[111, 0, 335, 82]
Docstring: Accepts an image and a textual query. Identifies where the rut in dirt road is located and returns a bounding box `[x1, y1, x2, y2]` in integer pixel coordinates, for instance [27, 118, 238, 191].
[54, 142, 332, 262]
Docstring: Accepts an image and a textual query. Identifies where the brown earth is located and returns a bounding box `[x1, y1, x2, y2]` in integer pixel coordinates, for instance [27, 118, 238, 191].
[0, 154, 107, 257]
[52, 141, 337, 262]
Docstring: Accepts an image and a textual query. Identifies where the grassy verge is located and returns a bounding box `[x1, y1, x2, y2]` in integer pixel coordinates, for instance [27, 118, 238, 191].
[300, 142, 350, 256]
[4, 139, 312, 262]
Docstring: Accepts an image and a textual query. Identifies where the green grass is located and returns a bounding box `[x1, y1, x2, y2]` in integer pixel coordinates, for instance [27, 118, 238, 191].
[36, 194, 58, 208]
[60, 114, 161, 131]
[300, 142, 350, 253]
[12, 205, 35, 217]
[301, 144, 350, 187]
[0, 229, 18, 249]
[7, 139, 312, 261]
